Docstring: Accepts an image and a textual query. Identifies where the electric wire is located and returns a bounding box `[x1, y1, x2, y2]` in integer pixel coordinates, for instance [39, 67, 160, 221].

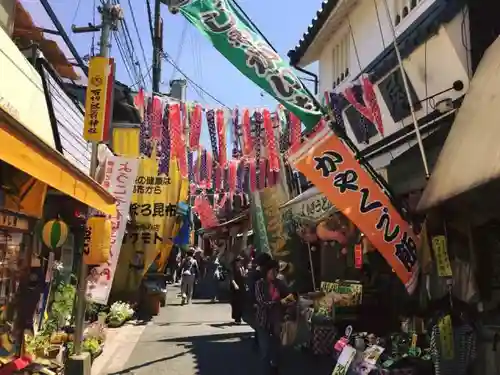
[189, 29, 205, 102]
[70, 0, 83, 34]
[124, 0, 153, 84]
[145, 0, 155, 46]
[372, 0, 386, 47]
[113, 28, 143, 86]
[112, 31, 136, 86]
[161, 52, 229, 108]
[111, 0, 146, 87]
[169, 20, 188, 82]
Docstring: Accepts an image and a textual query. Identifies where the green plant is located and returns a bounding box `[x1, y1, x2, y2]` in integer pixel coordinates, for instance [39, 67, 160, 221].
[107, 301, 134, 325]
[82, 337, 101, 354]
[50, 282, 76, 328]
[25, 334, 50, 356]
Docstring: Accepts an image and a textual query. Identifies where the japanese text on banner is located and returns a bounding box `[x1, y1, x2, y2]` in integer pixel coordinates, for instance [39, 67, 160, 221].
[124, 157, 182, 276]
[83, 56, 114, 142]
[87, 155, 138, 304]
[289, 128, 420, 293]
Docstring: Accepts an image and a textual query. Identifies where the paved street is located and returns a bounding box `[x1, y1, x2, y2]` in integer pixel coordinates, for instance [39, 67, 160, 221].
[93, 286, 335, 375]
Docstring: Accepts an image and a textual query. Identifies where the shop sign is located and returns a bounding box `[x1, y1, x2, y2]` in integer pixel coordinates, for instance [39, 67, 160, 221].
[296, 194, 333, 220]
[83, 56, 115, 142]
[0, 211, 28, 231]
[289, 129, 420, 294]
[87, 154, 138, 305]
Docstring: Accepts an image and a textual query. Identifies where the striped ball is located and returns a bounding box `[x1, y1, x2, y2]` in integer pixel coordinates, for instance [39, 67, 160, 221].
[42, 219, 69, 249]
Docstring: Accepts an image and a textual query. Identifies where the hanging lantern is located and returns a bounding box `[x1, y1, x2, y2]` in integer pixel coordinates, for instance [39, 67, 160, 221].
[83, 216, 111, 265]
[42, 219, 69, 249]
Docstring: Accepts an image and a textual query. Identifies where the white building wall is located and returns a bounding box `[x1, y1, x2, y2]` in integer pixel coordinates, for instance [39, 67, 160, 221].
[316, 0, 471, 167]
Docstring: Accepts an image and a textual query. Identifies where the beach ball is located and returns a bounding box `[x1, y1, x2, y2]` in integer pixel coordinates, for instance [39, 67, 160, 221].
[42, 219, 68, 249]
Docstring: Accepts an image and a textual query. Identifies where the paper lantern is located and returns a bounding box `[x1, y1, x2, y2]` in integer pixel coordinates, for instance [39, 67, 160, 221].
[83, 216, 111, 265]
[42, 219, 68, 249]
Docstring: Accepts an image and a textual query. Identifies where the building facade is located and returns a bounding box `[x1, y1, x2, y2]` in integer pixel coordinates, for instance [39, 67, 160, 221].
[289, 0, 475, 196]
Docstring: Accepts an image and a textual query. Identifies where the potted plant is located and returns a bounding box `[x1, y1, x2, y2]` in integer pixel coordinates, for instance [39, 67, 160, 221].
[107, 302, 134, 328]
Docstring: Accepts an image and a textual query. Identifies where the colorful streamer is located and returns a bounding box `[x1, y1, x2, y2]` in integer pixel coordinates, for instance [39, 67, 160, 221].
[242, 109, 253, 156]
[360, 74, 384, 136]
[158, 104, 171, 175]
[190, 104, 203, 149]
[263, 109, 279, 172]
[289, 112, 301, 153]
[216, 109, 228, 167]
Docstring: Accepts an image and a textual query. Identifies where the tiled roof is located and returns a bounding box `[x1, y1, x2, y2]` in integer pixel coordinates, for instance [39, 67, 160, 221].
[287, 0, 340, 66]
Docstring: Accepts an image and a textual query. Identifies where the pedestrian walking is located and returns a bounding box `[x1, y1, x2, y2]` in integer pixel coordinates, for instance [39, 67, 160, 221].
[247, 253, 272, 351]
[207, 254, 222, 302]
[229, 256, 247, 324]
[180, 250, 199, 305]
[255, 258, 290, 375]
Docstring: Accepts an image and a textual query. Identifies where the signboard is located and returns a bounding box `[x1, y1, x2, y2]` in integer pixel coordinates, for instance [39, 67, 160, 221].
[83, 56, 115, 142]
[87, 154, 138, 304]
[0, 211, 29, 231]
[289, 128, 419, 294]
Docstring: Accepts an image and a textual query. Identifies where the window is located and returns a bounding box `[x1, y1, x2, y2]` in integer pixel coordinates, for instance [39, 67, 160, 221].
[332, 33, 350, 88]
[378, 68, 421, 122]
[393, 0, 423, 26]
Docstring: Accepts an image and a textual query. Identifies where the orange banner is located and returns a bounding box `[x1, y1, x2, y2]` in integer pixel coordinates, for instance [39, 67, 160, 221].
[289, 128, 419, 293]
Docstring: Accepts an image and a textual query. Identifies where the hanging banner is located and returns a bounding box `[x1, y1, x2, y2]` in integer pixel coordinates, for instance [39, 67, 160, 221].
[87, 154, 138, 305]
[177, 0, 322, 130]
[83, 56, 115, 142]
[288, 127, 419, 294]
[111, 127, 189, 294]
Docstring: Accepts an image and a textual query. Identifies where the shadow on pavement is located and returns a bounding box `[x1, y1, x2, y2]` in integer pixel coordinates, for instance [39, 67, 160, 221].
[107, 351, 192, 374]
[158, 332, 335, 375]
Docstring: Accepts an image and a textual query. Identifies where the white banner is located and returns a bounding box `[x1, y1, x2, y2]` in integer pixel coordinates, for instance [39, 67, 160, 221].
[87, 154, 139, 305]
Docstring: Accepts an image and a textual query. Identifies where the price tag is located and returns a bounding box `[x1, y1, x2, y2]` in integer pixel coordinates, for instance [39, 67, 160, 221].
[438, 315, 454, 359]
[362, 345, 384, 365]
[431, 236, 452, 277]
[332, 345, 356, 375]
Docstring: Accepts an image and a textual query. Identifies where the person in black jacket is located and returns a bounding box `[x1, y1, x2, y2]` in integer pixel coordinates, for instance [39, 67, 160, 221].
[255, 258, 290, 375]
[246, 253, 272, 349]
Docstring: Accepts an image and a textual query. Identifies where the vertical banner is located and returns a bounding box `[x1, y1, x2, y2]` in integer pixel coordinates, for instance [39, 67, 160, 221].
[83, 56, 115, 142]
[251, 192, 270, 254]
[177, 0, 322, 130]
[87, 154, 138, 304]
[289, 127, 419, 294]
[111, 128, 189, 294]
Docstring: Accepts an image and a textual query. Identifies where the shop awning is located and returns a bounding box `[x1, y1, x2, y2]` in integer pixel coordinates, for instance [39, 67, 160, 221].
[279, 187, 336, 223]
[0, 119, 115, 216]
[418, 36, 500, 211]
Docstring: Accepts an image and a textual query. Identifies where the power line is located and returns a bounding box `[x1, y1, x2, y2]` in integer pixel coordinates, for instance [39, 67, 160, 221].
[161, 52, 229, 108]
[169, 20, 188, 82]
[124, 0, 152, 83]
[112, 31, 136, 85]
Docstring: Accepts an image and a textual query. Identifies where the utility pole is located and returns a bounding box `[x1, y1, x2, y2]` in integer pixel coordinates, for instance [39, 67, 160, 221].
[69, 1, 122, 369]
[152, 0, 163, 93]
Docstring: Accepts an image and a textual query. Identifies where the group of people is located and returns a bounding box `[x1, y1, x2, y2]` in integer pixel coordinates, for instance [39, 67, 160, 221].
[229, 252, 293, 375]
[173, 247, 292, 374]
[173, 248, 223, 305]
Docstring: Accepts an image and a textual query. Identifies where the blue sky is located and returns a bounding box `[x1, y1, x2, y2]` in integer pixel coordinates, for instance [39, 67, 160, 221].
[23, 0, 320, 146]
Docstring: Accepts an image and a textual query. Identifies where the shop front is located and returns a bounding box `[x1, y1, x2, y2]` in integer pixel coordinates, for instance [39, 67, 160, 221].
[0, 23, 115, 365]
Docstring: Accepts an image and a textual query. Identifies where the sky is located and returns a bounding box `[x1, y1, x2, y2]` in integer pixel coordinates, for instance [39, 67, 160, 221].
[21, 0, 321, 146]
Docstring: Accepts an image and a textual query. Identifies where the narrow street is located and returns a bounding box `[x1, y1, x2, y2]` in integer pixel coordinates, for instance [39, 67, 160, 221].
[93, 286, 334, 375]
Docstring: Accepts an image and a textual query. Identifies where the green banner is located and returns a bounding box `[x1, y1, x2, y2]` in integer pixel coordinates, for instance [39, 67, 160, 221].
[251, 192, 270, 255]
[177, 0, 322, 130]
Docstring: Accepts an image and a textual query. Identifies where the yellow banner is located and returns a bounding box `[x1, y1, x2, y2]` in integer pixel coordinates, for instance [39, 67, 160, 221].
[83, 57, 114, 142]
[111, 128, 189, 294]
